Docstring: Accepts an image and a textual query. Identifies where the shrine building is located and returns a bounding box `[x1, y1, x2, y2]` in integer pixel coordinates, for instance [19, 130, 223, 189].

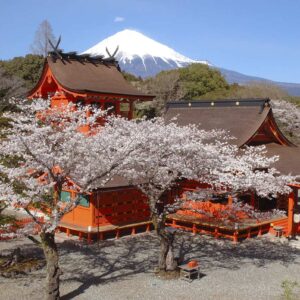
[28, 50, 156, 241]
[165, 99, 300, 239]
[28, 50, 153, 118]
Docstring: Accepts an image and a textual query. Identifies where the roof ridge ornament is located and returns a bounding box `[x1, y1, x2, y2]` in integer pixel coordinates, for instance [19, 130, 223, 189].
[47, 38, 119, 67]
[105, 46, 119, 62]
[48, 35, 62, 59]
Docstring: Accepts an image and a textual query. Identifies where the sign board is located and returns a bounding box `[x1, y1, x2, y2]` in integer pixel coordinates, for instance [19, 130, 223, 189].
[294, 214, 300, 224]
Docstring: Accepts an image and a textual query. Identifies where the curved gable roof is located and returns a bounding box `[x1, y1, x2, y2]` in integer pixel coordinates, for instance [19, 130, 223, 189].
[164, 99, 291, 147]
[29, 56, 153, 99]
[47, 57, 152, 97]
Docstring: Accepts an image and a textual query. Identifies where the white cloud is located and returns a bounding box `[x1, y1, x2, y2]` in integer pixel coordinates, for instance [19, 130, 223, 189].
[114, 16, 125, 23]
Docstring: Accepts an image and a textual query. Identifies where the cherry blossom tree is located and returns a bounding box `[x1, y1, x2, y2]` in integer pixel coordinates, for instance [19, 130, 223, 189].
[0, 99, 144, 300]
[120, 119, 229, 272]
[121, 120, 293, 273]
[184, 144, 293, 221]
[1, 97, 295, 291]
[208, 144, 293, 197]
[272, 99, 300, 144]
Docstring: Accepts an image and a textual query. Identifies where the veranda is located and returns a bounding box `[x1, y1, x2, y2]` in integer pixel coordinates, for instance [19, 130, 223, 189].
[166, 183, 300, 243]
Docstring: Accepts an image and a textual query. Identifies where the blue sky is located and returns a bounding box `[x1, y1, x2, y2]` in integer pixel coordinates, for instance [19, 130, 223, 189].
[0, 0, 300, 83]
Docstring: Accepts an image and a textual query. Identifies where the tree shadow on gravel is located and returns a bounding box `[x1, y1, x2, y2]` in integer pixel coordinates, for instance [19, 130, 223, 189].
[176, 233, 300, 271]
[60, 233, 158, 300]
[59, 232, 300, 300]
[0, 240, 44, 259]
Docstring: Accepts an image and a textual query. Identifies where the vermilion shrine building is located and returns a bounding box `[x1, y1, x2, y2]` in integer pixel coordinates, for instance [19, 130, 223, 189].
[28, 51, 156, 240]
[28, 50, 300, 242]
[165, 99, 300, 239]
[28, 52, 153, 117]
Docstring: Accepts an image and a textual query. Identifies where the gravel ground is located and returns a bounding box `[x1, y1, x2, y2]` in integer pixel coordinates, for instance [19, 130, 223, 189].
[1, 232, 300, 300]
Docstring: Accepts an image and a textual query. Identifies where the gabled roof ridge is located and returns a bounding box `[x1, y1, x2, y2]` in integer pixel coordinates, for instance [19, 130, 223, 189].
[167, 98, 270, 109]
[47, 50, 119, 67]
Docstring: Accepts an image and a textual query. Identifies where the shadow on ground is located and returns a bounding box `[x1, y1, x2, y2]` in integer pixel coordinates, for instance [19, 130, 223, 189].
[58, 232, 300, 300]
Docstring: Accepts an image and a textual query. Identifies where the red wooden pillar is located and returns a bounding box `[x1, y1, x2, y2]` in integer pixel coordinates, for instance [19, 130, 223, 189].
[101, 101, 105, 110]
[90, 193, 96, 227]
[146, 223, 151, 232]
[99, 232, 104, 241]
[228, 195, 233, 206]
[247, 228, 251, 239]
[233, 231, 238, 244]
[192, 224, 197, 235]
[131, 226, 136, 235]
[115, 100, 120, 116]
[86, 102, 91, 118]
[214, 228, 219, 238]
[258, 226, 262, 236]
[87, 232, 92, 244]
[128, 100, 134, 120]
[287, 191, 295, 237]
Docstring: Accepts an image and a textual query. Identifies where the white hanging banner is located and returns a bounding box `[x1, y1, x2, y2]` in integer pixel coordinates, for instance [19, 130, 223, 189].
[294, 214, 300, 224]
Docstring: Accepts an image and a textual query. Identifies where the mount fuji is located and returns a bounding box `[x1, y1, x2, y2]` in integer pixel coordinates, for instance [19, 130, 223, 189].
[83, 29, 300, 96]
[83, 29, 209, 78]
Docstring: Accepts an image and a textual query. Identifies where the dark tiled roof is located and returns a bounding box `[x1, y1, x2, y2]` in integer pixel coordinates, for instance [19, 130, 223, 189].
[102, 175, 130, 188]
[265, 143, 300, 177]
[165, 99, 300, 178]
[47, 57, 152, 98]
[165, 99, 270, 147]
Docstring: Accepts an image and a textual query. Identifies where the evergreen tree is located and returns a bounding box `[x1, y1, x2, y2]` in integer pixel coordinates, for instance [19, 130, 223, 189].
[0, 54, 44, 89]
[179, 63, 229, 98]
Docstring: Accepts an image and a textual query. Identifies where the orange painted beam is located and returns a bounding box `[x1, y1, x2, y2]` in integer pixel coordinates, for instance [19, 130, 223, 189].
[287, 191, 295, 237]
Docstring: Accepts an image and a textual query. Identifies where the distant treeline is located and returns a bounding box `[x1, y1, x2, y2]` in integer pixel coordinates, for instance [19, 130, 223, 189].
[123, 63, 300, 118]
[0, 54, 44, 100]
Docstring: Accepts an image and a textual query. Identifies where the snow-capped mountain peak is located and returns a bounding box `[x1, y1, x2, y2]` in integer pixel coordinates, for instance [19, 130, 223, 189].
[83, 29, 209, 77]
[81, 29, 300, 95]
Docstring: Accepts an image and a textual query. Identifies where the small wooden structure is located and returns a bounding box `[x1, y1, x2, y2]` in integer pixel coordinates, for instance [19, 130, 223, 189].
[178, 261, 201, 282]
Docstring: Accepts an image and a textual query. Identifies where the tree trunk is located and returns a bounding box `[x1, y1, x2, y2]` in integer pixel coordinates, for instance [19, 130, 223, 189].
[40, 231, 60, 300]
[152, 215, 177, 272]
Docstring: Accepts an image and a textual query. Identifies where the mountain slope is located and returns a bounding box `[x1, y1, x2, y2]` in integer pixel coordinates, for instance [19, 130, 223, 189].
[218, 67, 300, 96]
[83, 29, 209, 78]
[83, 29, 300, 96]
